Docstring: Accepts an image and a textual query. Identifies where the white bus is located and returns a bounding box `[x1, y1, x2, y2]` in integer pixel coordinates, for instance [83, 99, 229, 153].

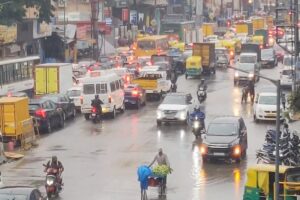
[0, 56, 40, 97]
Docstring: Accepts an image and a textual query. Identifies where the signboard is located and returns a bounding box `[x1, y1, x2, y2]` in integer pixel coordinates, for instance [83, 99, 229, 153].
[0, 25, 17, 45]
[130, 10, 138, 25]
[105, 18, 112, 25]
[122, 8, 129, 21]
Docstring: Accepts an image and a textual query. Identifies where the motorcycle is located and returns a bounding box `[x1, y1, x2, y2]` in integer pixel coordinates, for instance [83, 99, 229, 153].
[171, 83, 177, 93]
[43, 165, 62, 199]
[197, 87, 207, 103]
[190, 111, 205, 138]
[91, 106, 101, 123]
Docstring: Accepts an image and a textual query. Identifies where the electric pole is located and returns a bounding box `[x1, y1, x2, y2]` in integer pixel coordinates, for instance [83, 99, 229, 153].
[91, 0, 99, 61]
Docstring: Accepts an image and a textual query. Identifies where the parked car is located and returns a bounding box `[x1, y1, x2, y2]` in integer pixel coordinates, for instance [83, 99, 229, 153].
[29, 99, 64, 133]
[0, 186, 44, 200]
[253, 92, 283, 122]
[124, 84, 146, 109]
[42, 94, 76, 120]
[261, 48, 277, 68]
[200, 116, 248, 163]
[280, 67, 293, 88]
[156, 93, 193, 126]
[66, 87, 82, 112]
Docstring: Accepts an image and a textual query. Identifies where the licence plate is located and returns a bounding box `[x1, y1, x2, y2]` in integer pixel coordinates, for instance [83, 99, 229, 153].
[166, 115, 175, 119]
[91, 113, 96, 117]
[213, 152, 225, 156]
[125, 99, 129, 102]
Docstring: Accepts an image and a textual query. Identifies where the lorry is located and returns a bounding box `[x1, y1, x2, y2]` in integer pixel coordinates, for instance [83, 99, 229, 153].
[254, 29, 270, 48]
[202, 23, 215, 37]
[34, 63, 73, 95]
[241, 43, 261, 62]
[0, 97, 35, 145]
[192, 43, 216, 74]
[131, 66, 171, 100]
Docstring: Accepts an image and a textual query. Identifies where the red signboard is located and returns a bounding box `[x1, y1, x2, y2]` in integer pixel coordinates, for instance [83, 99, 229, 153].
[122, 8, 129, 22]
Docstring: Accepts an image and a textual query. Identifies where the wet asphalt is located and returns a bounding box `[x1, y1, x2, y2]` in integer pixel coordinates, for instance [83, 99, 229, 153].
[1, 59, 299, 200]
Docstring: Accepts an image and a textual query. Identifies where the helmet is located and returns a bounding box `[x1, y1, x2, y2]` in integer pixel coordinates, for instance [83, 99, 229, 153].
[52, 156, 57, 163]
[95, 94, 99, 99]
[201, 79, 205, 83]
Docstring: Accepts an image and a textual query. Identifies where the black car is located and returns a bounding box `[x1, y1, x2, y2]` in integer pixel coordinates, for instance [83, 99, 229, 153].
[0, 186, 44, 200]
[261, 48, 277, 68]
[200, 116, 248, 163]
[29, 99, 64, 133]
[124, 84, 146, 109]
[42, 94, 76, 120]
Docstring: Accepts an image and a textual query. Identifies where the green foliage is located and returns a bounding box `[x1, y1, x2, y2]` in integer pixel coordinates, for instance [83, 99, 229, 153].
[288, 89, 300, 113]
[152, 165, 171, 177]
[0, 0, 57, 25]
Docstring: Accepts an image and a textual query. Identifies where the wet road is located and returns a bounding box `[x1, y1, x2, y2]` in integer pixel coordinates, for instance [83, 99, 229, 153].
[1, 61, 295, 200]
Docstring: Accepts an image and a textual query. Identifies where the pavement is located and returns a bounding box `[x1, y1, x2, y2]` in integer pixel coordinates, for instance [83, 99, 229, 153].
[1, 58, 299, 200]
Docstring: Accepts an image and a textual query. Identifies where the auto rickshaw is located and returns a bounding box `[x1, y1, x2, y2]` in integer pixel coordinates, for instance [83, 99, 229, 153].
[185, 56, 202, 79]
[243, 164, 300, 200]
[219, 40, 236, 59]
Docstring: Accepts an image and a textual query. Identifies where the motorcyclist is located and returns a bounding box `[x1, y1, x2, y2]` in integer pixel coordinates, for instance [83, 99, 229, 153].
[45, 156, 64, 189]
[197, 79, 207, 102]
[241, 85, 249, 103]
[192, 106, 206, 129]
[247, 80, 255, 103]
[91, 95, 103, 115]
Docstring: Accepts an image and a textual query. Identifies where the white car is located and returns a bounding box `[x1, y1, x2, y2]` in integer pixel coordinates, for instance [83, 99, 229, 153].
[280, 67, 293, 88]
[66, 87, 82, 112]
[253, 92, 282, 122]
[156, 93, 193, 126]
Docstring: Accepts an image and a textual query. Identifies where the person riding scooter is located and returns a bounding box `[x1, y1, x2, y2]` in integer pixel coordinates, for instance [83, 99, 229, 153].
[91, 95, 103, 115]
[197, 79, 207, 103]
[44, 156, 64, 189]
[190, 106, 206, 138]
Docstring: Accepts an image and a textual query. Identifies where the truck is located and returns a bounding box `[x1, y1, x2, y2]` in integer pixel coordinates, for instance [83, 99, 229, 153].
[202, 23, 215, 37]
[192, 43, 216, 74]
[241, 43, 261, 62]
[254, 29, 270, 48]
[34, 63, 73, 95]
[131, 66, 171, 100]
[0, 97, 35, 145]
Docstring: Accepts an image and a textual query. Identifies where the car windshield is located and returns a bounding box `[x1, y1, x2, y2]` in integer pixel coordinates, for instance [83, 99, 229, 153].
[286, 172, 300, 182]
[261, 49, 273, 58]
[67, 90, 81, 97]
[29, 104, 40, 110]
[0, 194, 27, 200]
[237, 63, 255, 71]
[258, 95, 277, 105]
[162, 95, 187, 105]
[282, 69, 293, 75]
[240, 56, 256, 63]
[207, 123, 237, 136]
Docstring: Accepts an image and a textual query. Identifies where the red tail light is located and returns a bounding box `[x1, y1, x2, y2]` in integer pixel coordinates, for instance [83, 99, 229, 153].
[108, 96, 112, 103]
[132, 90, 139, 96]
[80, 96, 83, 104]
[92, 107, 96, 113]
[259, 45, 263, 49]
[126, 76, 130, 83]
[36, 109, 46, 118]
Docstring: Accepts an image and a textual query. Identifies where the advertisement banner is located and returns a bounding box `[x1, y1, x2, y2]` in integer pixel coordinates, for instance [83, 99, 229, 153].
[122, 8, 129, 22]
[0, 25, 17, 45]
[130, 10, 138, 25]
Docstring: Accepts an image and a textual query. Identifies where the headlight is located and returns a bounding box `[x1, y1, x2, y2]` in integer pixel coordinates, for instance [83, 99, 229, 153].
[193, 121, 200, 129]
[233, 145, 241, 156]
[235, 72, 239, 77]
[200, 144, 208, 155]
[157, 110, 163, 119]
[179, 111, 186, 120]
[248, 73, 254, 78]
[46, 178, 54, 185]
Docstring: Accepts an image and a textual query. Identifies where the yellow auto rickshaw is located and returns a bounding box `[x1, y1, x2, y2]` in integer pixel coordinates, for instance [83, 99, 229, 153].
[185, 56, 202, 79]
[243, 164, 300, 200]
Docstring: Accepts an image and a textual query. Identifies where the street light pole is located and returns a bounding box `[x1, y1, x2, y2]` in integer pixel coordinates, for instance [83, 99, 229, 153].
[63, 0, 66, 62]
[229, 66, 281, 200]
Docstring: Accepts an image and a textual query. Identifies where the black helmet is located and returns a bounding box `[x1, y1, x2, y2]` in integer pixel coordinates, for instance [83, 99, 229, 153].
[52, 156, 57, 162]
[95, 94, 99, 99]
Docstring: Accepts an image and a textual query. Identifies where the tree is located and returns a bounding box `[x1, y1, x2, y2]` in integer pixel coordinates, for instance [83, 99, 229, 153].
[0, 0, 57, 25]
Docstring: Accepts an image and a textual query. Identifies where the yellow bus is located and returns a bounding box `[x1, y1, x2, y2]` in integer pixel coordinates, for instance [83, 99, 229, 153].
[134, 35, 169, 57]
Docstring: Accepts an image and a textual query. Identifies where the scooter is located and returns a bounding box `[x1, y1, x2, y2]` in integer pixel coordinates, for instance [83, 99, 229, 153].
[43, 165, 62, 199]
[190, 111, 205, 138]
[197, 87, 207, 103]
[91, 106, 101, 123]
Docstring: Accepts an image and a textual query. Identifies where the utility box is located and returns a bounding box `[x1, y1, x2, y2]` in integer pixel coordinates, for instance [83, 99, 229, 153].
[34, 63, 73, 95]
[0, 97, 34, 143]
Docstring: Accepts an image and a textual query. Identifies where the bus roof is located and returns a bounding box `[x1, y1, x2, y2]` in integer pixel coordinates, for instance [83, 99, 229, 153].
[0, 55, 40, 66]
[137, 35, 168, 41]
[247, 164, 292, 174]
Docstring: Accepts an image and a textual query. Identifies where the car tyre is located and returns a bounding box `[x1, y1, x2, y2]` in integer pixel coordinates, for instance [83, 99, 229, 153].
[84, 114, 90, 120]
[71, 108, 76, 118]
[120, 103, 125, 113]
[46, 120, 52, 133]
[110, 107, 116, 119]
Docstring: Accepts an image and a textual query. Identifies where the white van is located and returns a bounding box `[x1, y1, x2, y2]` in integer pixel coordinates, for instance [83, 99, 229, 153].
[280, 67, 293, 88]
[81, 72, 125, 119]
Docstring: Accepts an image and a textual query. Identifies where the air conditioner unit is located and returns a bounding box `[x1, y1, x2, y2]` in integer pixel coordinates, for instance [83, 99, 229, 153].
[57, 0, 66, 7]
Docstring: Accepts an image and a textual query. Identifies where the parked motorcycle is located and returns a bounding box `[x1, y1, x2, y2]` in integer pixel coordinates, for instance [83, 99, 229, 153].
[197, 87, 207, 103]
[43, 165, 62, 199]
[189, 110, 206, 138]
[91, 106, 101, 123]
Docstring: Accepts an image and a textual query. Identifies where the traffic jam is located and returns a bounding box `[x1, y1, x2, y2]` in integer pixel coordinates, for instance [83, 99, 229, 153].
[1, 14, 300, 200]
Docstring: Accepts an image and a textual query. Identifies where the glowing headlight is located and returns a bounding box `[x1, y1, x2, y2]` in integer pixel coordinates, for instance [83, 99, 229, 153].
[102, 107, 109, 113]
[235, 72, 239, 77]
[179, 111, 186, 120]
[46, 179, 54, 185]
[193, 121, 200, 129]
[248, 73, 254, 78]
[157, 110, 163, 119]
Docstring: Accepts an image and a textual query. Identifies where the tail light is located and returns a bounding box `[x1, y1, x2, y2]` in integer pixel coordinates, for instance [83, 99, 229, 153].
[259, 45, 263, 49]
[132, 90, 139, 96]
[200, 144, 207, 155]
[108, 96, 112, 103]
[92, 107, 96, 113]
[80, 96, 83, 104]
[36, 109, 46, 118]
[126, 76, 130, 83]
[230, 51, 234, 56]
